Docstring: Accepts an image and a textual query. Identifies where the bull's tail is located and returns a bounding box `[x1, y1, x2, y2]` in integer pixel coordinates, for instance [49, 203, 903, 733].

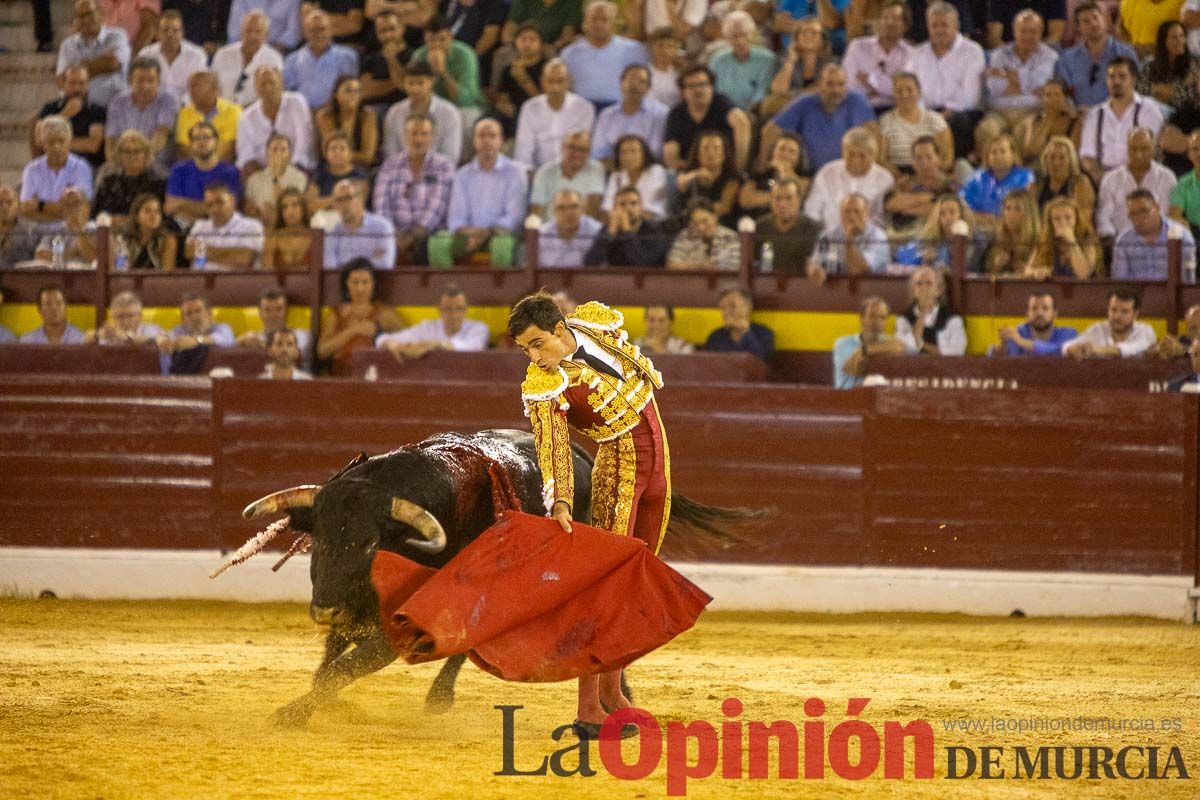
[660, 493, 770, 560]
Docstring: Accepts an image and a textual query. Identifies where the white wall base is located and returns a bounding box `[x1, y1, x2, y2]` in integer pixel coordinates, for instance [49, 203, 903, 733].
[0, 548, 1195, 622]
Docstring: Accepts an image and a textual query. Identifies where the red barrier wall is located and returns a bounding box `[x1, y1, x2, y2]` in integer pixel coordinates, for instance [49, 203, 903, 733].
[0, 376, 215, 548]
[2, 376, 1195, 583]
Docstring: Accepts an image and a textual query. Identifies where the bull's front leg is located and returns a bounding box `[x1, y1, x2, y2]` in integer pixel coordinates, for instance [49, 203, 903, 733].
[313, 629, 352, 685]
[423, 653, 466, 714]
[273, 633, 398, 728]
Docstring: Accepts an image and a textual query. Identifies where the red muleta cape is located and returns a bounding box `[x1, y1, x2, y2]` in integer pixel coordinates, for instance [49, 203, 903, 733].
[370, 511, 711, 682]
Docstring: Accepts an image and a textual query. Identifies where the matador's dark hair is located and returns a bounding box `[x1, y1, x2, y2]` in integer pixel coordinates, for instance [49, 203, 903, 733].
[507, 291, 565, 338]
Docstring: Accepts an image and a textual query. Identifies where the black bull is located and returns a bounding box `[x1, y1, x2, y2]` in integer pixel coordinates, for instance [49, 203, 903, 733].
[237, 428, 753, 726]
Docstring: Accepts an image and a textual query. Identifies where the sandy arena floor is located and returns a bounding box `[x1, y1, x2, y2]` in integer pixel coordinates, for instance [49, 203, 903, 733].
[1, 599, 1197, 799]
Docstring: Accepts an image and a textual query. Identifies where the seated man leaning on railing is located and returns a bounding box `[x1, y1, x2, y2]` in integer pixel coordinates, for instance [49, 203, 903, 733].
[1111, 189, 1197, 283]
[582, 186, 670, 267]
[1061, 288, 1157, 360]
[82, 290, 164, 345]
[806, 193, 890, 283]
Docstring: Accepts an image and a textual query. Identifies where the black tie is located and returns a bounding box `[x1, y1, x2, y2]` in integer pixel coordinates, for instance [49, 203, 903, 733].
[573, 347, 622, 380]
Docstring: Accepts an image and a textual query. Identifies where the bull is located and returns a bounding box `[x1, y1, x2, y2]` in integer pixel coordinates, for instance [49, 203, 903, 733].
[231, 429, 594, 726]
[228, 428, 755, 727]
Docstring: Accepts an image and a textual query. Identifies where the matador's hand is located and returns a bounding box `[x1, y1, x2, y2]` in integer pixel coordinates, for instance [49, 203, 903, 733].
[551, 501, 573, 533]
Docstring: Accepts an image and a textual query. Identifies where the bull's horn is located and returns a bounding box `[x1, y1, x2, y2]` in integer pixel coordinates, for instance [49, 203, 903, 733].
[242, 485, 320, 520]
[390, 499, 447, 555]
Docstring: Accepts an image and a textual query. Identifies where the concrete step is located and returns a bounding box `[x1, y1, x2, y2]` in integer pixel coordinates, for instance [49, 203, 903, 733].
[0, 52, 58, 72]
[0, 74, 60, 113]
[0, 137, 33, 170]
[0, 111, 33, 140]
[0, 167, 24, 190]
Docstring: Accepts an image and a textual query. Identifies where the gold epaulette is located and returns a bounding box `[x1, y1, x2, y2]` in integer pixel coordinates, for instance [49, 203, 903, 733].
[520, 363, 570, 403]
[568, 301, 624, 332]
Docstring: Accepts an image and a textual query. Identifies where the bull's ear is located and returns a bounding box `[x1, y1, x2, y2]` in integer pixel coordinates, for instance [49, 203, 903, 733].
[326, 452, 370, 483]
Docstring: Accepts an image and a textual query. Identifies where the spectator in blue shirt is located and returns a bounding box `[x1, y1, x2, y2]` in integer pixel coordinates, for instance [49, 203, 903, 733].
[960, 133, 1036, 227]
[324, 179, 397, 270]
[761, 63, 875, 174]
[703, 286, 776, 364]
[165, 122, 243, 226]
[559, 0, 648, 109]
[833, 296, 910, 388]
[991, 291, 1078, 356]
[807, 193, 891, 282]
[19, 286, 86, 345]
[1052, 1, 1137, 109]
[1112, 188, 1197, 282]
[430, 117, 528, 267]
[283, 9, 360, 110]
[228, 0, 303, 53]
[19, 115, 94, 224]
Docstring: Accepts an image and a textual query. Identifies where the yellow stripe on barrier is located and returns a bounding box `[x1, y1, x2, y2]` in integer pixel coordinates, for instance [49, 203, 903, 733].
[0, 304, 1182, 356]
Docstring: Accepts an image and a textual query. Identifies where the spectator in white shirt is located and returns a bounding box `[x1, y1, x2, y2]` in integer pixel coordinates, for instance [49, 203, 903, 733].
[842, 0, 915, 111]
[514, 59, 596, 170]
[137, 10, 208, 101]
[376, 284, 490, 358]
[1062, 288, 1157, 359]
[260, 329, 313, 380]
[803, 126, 895, 231]
[1079, 57, 1164, 185]
[212, 11, 284, 108]
[906, 1, 986, 160]
[893, 265, 968, 356]
[185, 182, 265, 269]
[1096, 127, 1177, 239]
[529, 130, 606, 219]
[236, 65, 316, 175]
[538, 188, 603, 268]
[977, 10, 1059, 156]
[381, 62, 463, 163]
[601, 134, 669, 220]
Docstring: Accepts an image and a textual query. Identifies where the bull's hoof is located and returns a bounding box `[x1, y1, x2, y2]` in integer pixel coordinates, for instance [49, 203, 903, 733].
[271, 699, 314, 728]
[424, 688, 455, 715]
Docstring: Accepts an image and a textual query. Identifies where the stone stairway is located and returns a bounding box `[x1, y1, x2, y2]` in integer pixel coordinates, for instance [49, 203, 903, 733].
[0, 0, 73, 190]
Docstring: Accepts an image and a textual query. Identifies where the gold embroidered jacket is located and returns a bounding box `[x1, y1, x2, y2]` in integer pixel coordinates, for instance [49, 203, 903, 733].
[521, 301, 664, 513]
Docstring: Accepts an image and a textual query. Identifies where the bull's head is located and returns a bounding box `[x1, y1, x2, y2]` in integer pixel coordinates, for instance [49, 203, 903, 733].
[223, 474, 448, 631]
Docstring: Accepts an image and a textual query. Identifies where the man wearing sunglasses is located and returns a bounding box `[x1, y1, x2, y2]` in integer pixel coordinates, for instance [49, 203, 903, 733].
[1053, 1, 1138, 109]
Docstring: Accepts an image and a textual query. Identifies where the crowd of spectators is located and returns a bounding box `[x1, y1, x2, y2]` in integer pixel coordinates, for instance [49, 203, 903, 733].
[3, 0, 1200, 388]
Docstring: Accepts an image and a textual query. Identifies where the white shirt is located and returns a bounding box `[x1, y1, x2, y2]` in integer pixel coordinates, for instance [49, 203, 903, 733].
[1078, 94, 1165, 171]
[907, 34, 985, 112]
[138, 41, 209, 101]
[842, 36, 915, 108]
[644, 0, 707, 36]
[803, 160, 895, 231]
[382, 96, 463, 163]
[1062, 321, 1157, 358]
[1188, 0, 1200, 56]
[259, 366, 313, 379]
[211, 41, 284, 107]
[985, 41, 1059, 112]
[375, 318, 490, 352]
[236, 91, 315, 170]
[648, 64, 680, 108]
[189, 212, 265, 269]
[514, 92, 596, 170]
[601, 164, 669, 219]
[573, 328, 623, 376]
[1096, 162, 1178, 238]
[894, 307, 968, 356]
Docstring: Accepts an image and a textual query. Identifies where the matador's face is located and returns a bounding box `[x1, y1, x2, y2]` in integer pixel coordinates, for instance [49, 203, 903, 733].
[514, 322, 574, 373]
